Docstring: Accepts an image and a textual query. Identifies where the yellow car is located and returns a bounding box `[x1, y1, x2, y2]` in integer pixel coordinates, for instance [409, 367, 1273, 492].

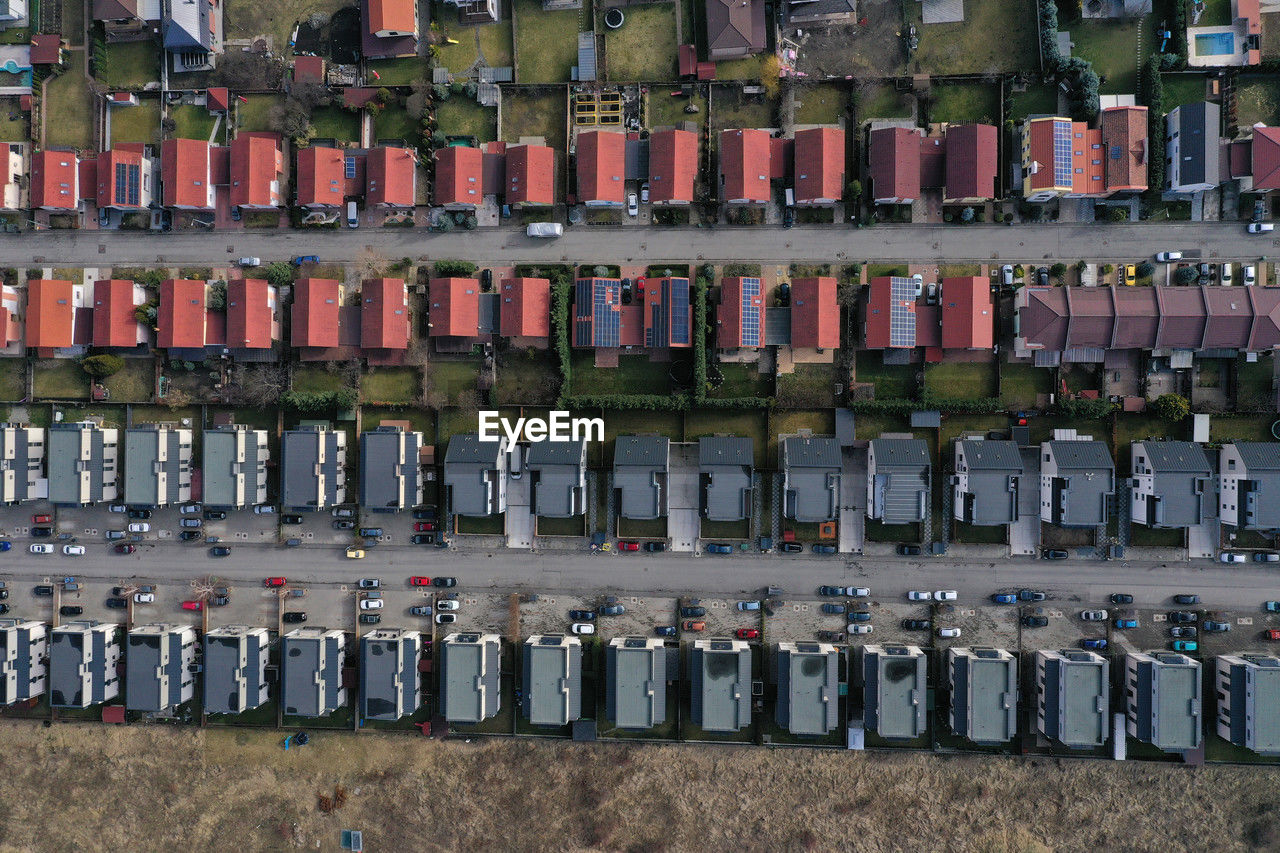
[1124, 264, 1137, 286]
[345, 548, 365, 559]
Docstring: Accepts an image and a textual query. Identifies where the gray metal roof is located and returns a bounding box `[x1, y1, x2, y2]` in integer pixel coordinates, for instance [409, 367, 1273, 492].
[527, 440, 587, 519]
[1127, 652, 1202, 752]
[870, 438, 931, 525]
[49, 623, 119, 708]
[1036, 650, 1109, 748]
[699, 437, 753, 522]
[281, 629, 345, 718]
[0, 426, 45, 502]
[613, 436, 668, 520]
[1167, 101, 1219, 189]
[1133, 441, 1214, 528]
[956, 439, 1022, 526]
[775, 643, 838, 736]
[862, 645, 927, 740]
[124, 426, 191, 507]
[203, 627, 269, 715]
[522, 635, 582, 727]
[125, 625, 194, 712]
[359, 427, 423, 510]
[1046, 440, 1115, 527]
[606, 637, 666, 730]
[47, 422, 117, 505]
[689, 640, 751, 732]
[0, 620, 45, 705]
[441, 633, 501, 723]
[360, 630, 421, 721]
[949, 648, 1017, 744]
[281, 427, 346, 511]
[1220, 653, 1280, 755]
[163, 0, 215, 51]
[782, 436, 840, 522]
[1048, 439, 1114, 471]
[202, 426, 268, 509]
[444, 434, 504, 517]
[1235, 442, 1280, 470]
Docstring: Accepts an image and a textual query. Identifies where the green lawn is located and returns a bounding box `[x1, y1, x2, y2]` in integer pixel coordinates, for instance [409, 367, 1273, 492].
[707, 362, 773, 398]
[366, 56, 427, 85]
[602, 3, 677, 82]
[0, 364, 22, 400]
[63, 0, 85, 45]
[570, 353, 669, 395]
[857, 84, 914, 121]
[1237, 75, 1280, 127]
[362, 367, 421, 404]
[0, 95, 27, 141]
[110, 99, 161, 145]
[1198, 0, 1233, 26]
[373, 104, 418, 144]
[435, 21, 513, 73]
[99, 39, 161, 88]
[649, 88, 706, 131]
[291, 364, 351, 394]
[714, 54, 769, 81]
[928, 83, 1000, 125]
[236, 95, 283, 133]
[101, 359, 154, 402]
[1009, 84, 1058, 121]
[170, 104, 217, 141]
[924, 361, 997, 400]
[939, 413, 1008, 449]
[910, 0, 1037, 74]
[1000, 362, 1052, 410]
[793, 83, 846, 126]
[855, 351, 917, 400]
[866, 263, 908, 278]
[430, 360, 482, 404]
[501, 88, 566, 151]
[1161, 73, 1210, 110]
[44, 72, 95, 149]
[767, 409, 835, 465]
[513, 0, 580, 83]
[1209, 414, 1276, 443]
[493, 349, 560, 406]
[435, 97, 496, 142]
[311, 106, 360, 142]
[33, 360, 88, 400]
[1069, 18, 1157, 96]
[711, 86, 776, 132]
[776, 363, 839, 408]
[1236, 354, 1276, 411]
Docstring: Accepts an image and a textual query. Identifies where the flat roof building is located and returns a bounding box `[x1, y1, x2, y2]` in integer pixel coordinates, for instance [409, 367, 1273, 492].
[444, 434, 507, 517]
[699, 436, 753, 522]
[947, 647, 1018, 744]
[126, 624, 197, 712]
[868, 438, 930, 525]
[1216, 653, 1280, 756]
[203, 626, 271, 715]
[0, 424, 46, 504]
[862, 644, 927, 740]
[775, 642, 839, 736]
[47, 421, 119, 506]
[281, 627, 347, 718]
[0, 619, 47, 705]
[782, 436, 840, 523]
[441, 632, 501, 723]
[1035, 649, 1109, 748]
[280, 425, 347, 511]
[689, 638, 752, 733]
[360, 628, 421, 721]
[49, 621, 121, 708]
[953, 439, 1022, 527]
[202, 424, 269, 509]
[1040, 436, 1115, 527]
[606, 636, 667, 730]
[359, 425, 423, 511]
[522, 634, 582, 727]
[124, 424, 193, 507]
[613, 436, 669, 521]
[1125, 651, 1202, 753]
[526, 439, 587, 518]
[1130, 440, 1215, 529]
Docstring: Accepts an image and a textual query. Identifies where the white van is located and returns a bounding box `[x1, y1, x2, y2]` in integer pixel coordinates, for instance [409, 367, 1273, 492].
[526, 222, 563, 238]
[346, 200, 358, 228]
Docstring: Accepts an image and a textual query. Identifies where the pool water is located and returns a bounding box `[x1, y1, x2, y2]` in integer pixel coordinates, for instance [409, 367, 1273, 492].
[1195, 31, 1237, 55]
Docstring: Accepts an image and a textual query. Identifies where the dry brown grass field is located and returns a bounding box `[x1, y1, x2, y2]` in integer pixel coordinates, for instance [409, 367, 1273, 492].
[2, 723, 1280, 852]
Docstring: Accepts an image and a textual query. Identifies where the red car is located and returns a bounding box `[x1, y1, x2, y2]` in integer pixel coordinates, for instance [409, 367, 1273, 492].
[618, 541, 640, 552]
[735, 628, 760, 639]
[181, 600, 202, 611]
[32, 514, 51, 524]
[409, 576, 432, 586]
[263, 577, 287, 587]
[413, 522, 435, 532]
[113, 544, 135, 554]
[1269, 629, 1280, 641]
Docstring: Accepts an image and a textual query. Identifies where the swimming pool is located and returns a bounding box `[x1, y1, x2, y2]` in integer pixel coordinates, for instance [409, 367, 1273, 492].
[1195, 31, 1237, 55]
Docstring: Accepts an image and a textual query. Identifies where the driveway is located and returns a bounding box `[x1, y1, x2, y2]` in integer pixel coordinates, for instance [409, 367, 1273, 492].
[839, 446, 865, 554]
[666, 444, 699, 553]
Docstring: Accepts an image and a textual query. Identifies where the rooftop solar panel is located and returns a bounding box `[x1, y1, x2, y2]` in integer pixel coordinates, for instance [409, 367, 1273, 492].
[344, 156, 357, 178]
[1053, 120, 1073, 188]
[669, 279, 690, 345]
[740, 277, 761, 346]
[888, 277, 917, 348]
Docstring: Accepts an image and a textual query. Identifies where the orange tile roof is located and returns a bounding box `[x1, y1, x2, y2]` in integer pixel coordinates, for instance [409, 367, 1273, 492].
[940, 276, 993, 350]
[229, 133, 283, 208]
[360, 277, 410, 350]
[367, 0, 416, 35]
[95, 148, 148, 209]
[790, 277, 838, 349]
[158, 279, 207, 349]
[1100, 106, 1148, 192]
[30, 150, 78, 210]
[366, 146, 416, 207]
[25, 279, 75, 349]
[226, 278, 274, 349]
[648, 129, 697, 203]
[434, 146, 484, 206]
[498, 277, 551, 338]
[429, 277, 479, 338]
[295, 146, 346, 207]
[505, 143, 554, 206]
[291, 278, 342, 348]
[161, 138, 213, 209]
[719, 128, 771, 203]
[92, 279, 139, 348]
[576, 131, 626, 204]
[793, 127, 844, 204]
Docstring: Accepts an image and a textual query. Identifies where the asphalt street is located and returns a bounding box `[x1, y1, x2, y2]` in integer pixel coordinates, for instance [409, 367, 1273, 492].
[4, 222, 1278, 266]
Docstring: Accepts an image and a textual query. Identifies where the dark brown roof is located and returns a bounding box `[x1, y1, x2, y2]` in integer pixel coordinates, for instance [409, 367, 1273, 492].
[1018, 287, 1068, 351]
[1202, 287, 1254, 349]
[93, 0, 138, 19]
[868, 127, 920, 201]
[1064, 287, 1114, 349]
[1248, 288, 1280, 351]
[1253, 127, 1280, 190]
[705, 0, 766, 55]
[1153, 287, 1207, 349]
[1110, 286, 1159, 349]
[943, 123, 997, 200]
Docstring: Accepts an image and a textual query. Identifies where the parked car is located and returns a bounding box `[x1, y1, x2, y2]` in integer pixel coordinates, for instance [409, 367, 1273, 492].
[617, 541, 640, 552]
[1114, 618, 1139, 629]
[282, 611, 307, 624]
[134, 592, 154, 604]
[811, 543, 837, 554]
[1124, 264, 1137, 286]
[627, 193, 638, 216]
[1042, 549, 1068, 560]
[735, 628, 760, 639]
[643, 542, 666, 552]
[1222, 263, 1234, 285]
[59, 605, 83, 616]
[848, 624, 873, 635]
[413, 508, 438, 520]
[1168, 611, 1199, 623]
[847, 610, 872, 623]
[209, 546, 231, 557]
[1080, 609, 1108, 621]
[1155, 251, 1183, 262]
[30, 527, 51, 537]
[33, 585, 53, 596]
[680, 606, 706, 617]
[436, 600, 459, 611]
[358, 527, 383, 538]
[683, 620, 706, 631]
[282, 515, 303, 525]
[1019, 589, 1047, 602]
[990, 593, 1018, 605]
[934, 590, 958, 602]
[127, 509, 152, 519]
[820, 603, 846, 615]
[432, 577, 457, 587]
[654, 625, 677, 637]
[1022, 615, 1049, 628]
[332, 520, 356, 530]
[1246, 265, 1258, 285]
[180, 518, 202, 529]
[1173, 593, 1200, 605]
[705, 543, 733, 555]
[180, 531, 202, 542]
[599, 603, 625, 616]
[907, 590, 932, 601]
[127, 523, 150, 533]
[736, 600, 760, 611]
[237, 256, 261, 267]
[180, 601, 202, 611]
[210, 595, 229, 607]
[62, 545, 85, 556]
[31, 513, 51, 524]
[569, 609, 597, 621]
[1110, 593, 1135, 605]
[816, 630, 845, 642]
[253, 505, 276, 514]
[409, 605, 432, 617]
[358, 578, 381, 589]
[108, 503, 126, 513]
[264, 577, 287, 587]
[570, 622, 594, 635]
[359, 599, 384, 611]
[1203, 620, 1231, 633]
[29, 544, 52, 554]
[359, 614, 381, 625]
[178, 504, 201, 516]
[1081, 638, 1108, 650]
[1266, 601, 1280, 612]
[431, 613, 455, 625]
[1036, 267, 1050, 286]
[936, 627, 962, 638]
[203, 510, 226, 521]
[640, 182, 650, 203]
[779, 542, 803, 553]
[105, 597, 127, 609]
[411, 534, 435, 545]
[409, 576, 432, 586]
[332, 507, 356, 518]
[901, 619, 931, 631]
[345, 548, 365, 559]
[1256, 552, 1280, 562]
[1248, 222, 1275, 233]
[1171, 640, 1198, 652]
[412, 522, 436, 532]
[896, 544, 922, 556]
[292, 255, 321, 265]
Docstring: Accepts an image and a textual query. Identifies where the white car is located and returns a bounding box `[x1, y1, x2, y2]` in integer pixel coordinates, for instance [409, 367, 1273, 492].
[1248, 222, 1274, 233]
[237, 257, 261, 267]
[1221, 552, 1247, 563]
[29, 544, 53, 554]
[1245, 265, 1258, 286]
[359, 598, 384, 610]
[1155, 251, 1183, 262]
[934, 590, 958, 602]
[845, 587, 870, 598]
[627, 193, 638, 217]
[907, 590, 932, 601]
[1221, 264, 1234, 285]
[253, 505, 276, 515]
[134, 592, 154, 604]
[847, 624, 873, 635]
[571, 622, 595, 635]
[127, 522, 150, 533]
[936, 627, 962, 639]
[1080, 609, 1109, 621]
[436, 599, 459, 611]
[179, 504, 202, 515]
[62, 545, 85, 556]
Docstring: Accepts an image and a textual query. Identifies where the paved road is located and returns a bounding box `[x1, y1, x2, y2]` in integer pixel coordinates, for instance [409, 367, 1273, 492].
[5, 222, 1279, 266]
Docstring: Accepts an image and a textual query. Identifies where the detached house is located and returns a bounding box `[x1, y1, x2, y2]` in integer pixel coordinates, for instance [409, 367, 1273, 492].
[705, 0, 765, 59]
[429, 277, 480, 344]
[0, 143, 26, 211]
[92, 279, 146, 350]
[793, 127, 844, 206]
[291, 278, 343, 354]
[1166, 101, 1221, 193]
[162, 0, 222, 71]
[614, 436, 669, 521]
[362, 0, 419, 59]
[867, 438, 930, 525]
[1130, 440, 1215, 530]
[25, 278, 85, 356]
[499, 277, 551, 346]
[229, 133, 283, 209]
[96, 146, 155, 210]
[160, 138, 215, 210]
[575, 130, 626, 206]
[366, 145, 417, 208]
[1220, 442, 1280, 531]
[720, 128, 772, 204]
[295, 146, 346, 209]
[1039, 435, 1115, 528]
[434, 145, 484, 209]
[782, 435, 840, 523]
[444, 434, 507, 517]
[360, 277, 410, 357]
[790, 276, 839, 352]
[717, 276, 766, 352]
[953, 439, 1023, 527]
[157, 278, 207, 352]
[30, 150, 79, 210]
[504, 143, 555, 207]
[648, 128, 697, 205]
[225, 278, 279, 357]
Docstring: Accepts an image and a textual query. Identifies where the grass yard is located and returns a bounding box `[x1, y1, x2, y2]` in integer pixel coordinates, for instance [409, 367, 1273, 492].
[924, 361, 997, 400]
[493, 348, 560, 406]
[793, 83, 847, 126]
[290, 364, 352, 394]
[430, 360, 482, 404]
[710, 86, 776, 133]
[1209, 414, 1276, 443]
[366, 57, 427, 86]
[684, 409, 769, 468]
[170, 104, 217, 141]
[435, 21, 513, 73]
[513, 0, 579, 83]
[99, 40, 161, 88]
[715, 54, 769, 80]
[939, 414, 1008, 449]
[767, 409, 835, 465]
[110, 99, 161, 145]
[1000, 361, 1052, 410]
[101, 359, 155, 403]
[1237, 75, 1280, 127]
[937, 263, 982, 277]
[602, 3, 677, 82]
[236, 95, 283, 133]
[649, 89, 706, 130]
[0, 363, 22, 400]
[44, 72, 95, 149]
[927, 83, 1000, 125]
[63, 0, 85, 45]
[776, 363, 840, 408]
[707, 362, 773, 399]
[501, 88, 566, 151]
[33, 360, 88, 400]
[362, 367, 421, 404]
[1236, 354, 1276, 411]
[911, 0, 1037, 74]
[866, 263, 908, 278]
[1009, 84, 1058, 121]
[373, 104, 418, 144]
[1198, 0, 1234, 26]
[0, 95, 27, 140]
[856, 84, 914, 121]
[435, 97, 497, 142]
[1068, 18, 1157, 96]
[225, 0, 349, 56]
[311, 106, 360, 142]
[855, 351, 917, 400]
[1161, 73, 1211, 110]
[570, 353, 669, 395]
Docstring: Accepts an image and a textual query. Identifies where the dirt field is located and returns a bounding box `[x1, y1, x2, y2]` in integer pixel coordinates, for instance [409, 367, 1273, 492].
[4, 723, 1280, 851]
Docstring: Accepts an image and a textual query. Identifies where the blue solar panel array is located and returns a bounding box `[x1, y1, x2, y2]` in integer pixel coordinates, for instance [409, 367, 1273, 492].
[669, 278, 690, 345]
[593, 280, 620, 347]
[344, 155, 357, 178]
[740, 277, 761, 346]
[573, 279, 593, 346]
[115, 162, 140, 206]
[889, 277, 916, 348]
[1052, 120, 1073, 188]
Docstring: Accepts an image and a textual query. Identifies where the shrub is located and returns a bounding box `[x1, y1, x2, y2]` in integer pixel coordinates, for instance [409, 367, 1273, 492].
[1152, 393, 1190, 421]
[80, 354, 124, 378]
[433, 260, 477, 277]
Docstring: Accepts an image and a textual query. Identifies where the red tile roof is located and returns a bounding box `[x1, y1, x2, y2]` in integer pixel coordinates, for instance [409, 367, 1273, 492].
[291, 278, 342, 348]
[429, 277, 480, 338]
[940, 276, 993, 349]
[648, 129, 697, 204]
[25, 279, 75, 349]
[499, 277, 551, 339]
[206, 87, 229, 112]
[719, 128, 771, 203]
[943, 123, 998, 201]
[360, 277, 409, 350]
[576, 130, 626, 205]
[295, 146, 346, 207]
[868, 127, 920, 202]
[292, 55, 325, 84]
[504, 143, 554, 206]
[793, 127, 844, 204]
[226, 278, 275, 349]
[158, 279, 207, 349]
[434, 146, 484, 206]
[1024, 118, 1105, 195]
[30, 150, 78, 210]
[161, 139, 213, 209]
[367, 0, 417, 35]
[1100, 106, 1148, 192]
[1254, 126, 1280, 190]
[717, 276, 765, 349]
[229, 133, 283, 208]
[366, 146, 416, 207]
[790, 276, 838, 349]
[343, 87, 378, 109]
[92, 279, 139, 348]
[863, 276, 904, 350]
[29, 33, 61, 64]
[95, 148, 147, 209]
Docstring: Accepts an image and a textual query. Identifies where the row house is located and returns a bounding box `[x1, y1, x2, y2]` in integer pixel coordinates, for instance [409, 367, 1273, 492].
[868, 123, 998, 205]
[437, 142, 556, 209]
[719, 127, 846, 206]
[1021, 108, 1149, 201]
